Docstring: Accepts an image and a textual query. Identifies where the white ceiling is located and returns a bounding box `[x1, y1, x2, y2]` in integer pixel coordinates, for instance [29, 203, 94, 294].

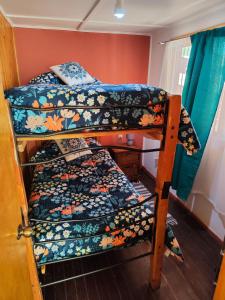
[0, 0, 225, 35]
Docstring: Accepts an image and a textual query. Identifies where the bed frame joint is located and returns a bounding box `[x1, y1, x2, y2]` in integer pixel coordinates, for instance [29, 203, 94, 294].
[161, 181, 171, 199]
[17, 140, 27, 152]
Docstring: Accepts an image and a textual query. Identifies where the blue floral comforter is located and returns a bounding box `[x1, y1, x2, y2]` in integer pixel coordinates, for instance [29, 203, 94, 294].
[30, 139, 183, 266]
[5, 83, 200, 154]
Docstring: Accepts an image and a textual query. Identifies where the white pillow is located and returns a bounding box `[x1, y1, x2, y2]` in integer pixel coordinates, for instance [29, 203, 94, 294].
[50, 62, 95, 86]
[56, 138, 92, 162]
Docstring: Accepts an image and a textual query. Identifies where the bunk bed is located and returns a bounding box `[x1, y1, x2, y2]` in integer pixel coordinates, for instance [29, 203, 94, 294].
[4, 77, 200, 291]
[0, 11, 222, 300]
[0, 12, 202, 297]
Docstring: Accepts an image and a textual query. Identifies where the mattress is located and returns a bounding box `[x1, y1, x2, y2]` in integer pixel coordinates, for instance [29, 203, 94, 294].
[29, 139, 183, 266]
[5, 83, 200, 155]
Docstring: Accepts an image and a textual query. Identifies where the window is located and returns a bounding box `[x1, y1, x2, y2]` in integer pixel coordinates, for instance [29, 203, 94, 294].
[178, 72, 186, 87]
[159, 38, 191, 95]
[182, 46, 191, 59]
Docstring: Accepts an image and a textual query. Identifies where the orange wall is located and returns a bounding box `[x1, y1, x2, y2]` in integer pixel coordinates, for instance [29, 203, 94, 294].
[14, 28, 150, 85]
[98, 134, 143, 148]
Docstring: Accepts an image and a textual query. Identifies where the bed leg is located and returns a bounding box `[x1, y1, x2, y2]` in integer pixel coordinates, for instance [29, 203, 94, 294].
[149, 191, 169, 289]
[149, 95, 181, 290]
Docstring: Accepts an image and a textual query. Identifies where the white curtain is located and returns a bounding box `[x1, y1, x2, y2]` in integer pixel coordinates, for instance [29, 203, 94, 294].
[143, 37, 191, 177]
[159, 37, 191, 95]
[191, 84, 225, 215]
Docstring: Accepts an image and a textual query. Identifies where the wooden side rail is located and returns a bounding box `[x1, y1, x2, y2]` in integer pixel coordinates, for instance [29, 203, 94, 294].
[149, 95, 181, 289]
[15, 128, 164, 142]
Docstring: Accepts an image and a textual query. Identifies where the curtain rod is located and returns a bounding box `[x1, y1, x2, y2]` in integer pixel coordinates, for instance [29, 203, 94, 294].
[160, 21, 225, 44]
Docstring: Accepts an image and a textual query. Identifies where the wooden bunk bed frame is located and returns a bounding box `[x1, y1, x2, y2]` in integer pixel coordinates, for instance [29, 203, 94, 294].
[4, 10, 222, 300]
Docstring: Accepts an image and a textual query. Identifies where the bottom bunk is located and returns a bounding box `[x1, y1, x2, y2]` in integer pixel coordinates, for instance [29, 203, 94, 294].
[28, 138, 183, 276]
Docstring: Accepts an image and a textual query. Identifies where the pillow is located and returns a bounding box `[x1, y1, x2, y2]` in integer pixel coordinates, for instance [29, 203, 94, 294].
[50, 62, 95, 86]
[29, 71, 65, 85]
[74, 78, 102, 86]
[56, 138, 92, 162]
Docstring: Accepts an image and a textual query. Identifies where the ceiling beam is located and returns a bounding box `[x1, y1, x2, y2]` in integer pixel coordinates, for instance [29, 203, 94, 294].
[76, 0, 101, 31]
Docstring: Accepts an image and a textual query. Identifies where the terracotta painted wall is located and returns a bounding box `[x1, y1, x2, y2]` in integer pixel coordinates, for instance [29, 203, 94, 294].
[14, 28, 150, 85]
[98, 134, 143, 148]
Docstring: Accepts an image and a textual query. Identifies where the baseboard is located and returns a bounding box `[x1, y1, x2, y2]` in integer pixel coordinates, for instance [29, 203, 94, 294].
[141, 166, 223, 245]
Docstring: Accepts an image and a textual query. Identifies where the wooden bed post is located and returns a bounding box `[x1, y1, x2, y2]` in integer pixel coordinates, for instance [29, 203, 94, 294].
[213, 245, 225, 300]
[149, 95, 181, 290]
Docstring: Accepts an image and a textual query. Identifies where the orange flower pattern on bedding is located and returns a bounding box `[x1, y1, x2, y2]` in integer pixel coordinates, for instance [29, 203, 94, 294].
[29, 138, 183, 266]
[42, 102, 54, 108]
[112, 236, 126, 246]
[32, 100, 39, 108]
[73, 113, 80, 122]
[139, 114, 155, 126]
[44, 115, 64, 131]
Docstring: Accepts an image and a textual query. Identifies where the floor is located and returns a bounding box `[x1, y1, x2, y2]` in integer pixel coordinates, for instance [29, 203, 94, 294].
[42, 173, 221, 300]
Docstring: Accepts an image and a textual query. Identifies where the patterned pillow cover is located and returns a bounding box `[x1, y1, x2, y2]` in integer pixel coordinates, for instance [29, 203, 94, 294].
[50, 62, 96, 86]
[29, 71, 65, 85]
[77, 78, 101, 86]
[55, 138, 92, 162]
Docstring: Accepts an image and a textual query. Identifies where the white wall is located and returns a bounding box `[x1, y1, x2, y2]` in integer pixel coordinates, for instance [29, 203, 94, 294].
[144, 4, 225, 240]
[148, 1, 225, 86]
[142, 138, 160, 177]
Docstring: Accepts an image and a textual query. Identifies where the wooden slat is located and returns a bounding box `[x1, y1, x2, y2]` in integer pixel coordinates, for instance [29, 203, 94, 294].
[149, 95, 181, 289]
[213, 254, 225, 300]
[16, 128, 163, 142]
[17, 140, 27, 152]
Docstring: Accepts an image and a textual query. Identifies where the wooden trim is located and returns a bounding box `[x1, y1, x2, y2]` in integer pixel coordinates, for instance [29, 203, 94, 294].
[149, 95, 181, 289]
[0, 12, 19, 89]
[213, 254, 225, 300]
[0, 11, 42, 300]
[17, 140, 27, 152]
[16, 128, 164, 142]
[12, 21, 20, 86]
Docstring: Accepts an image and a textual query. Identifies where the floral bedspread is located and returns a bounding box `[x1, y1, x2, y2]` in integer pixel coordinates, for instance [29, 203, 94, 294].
[5, 83, 200, 154]
[30, 139, 183, 266]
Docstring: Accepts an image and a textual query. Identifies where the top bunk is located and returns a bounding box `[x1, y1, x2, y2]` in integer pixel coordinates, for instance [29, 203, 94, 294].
[4, 82, 200, 155]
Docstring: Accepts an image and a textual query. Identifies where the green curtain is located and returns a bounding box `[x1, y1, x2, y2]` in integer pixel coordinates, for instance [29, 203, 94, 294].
[172, 27, 225, 200]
